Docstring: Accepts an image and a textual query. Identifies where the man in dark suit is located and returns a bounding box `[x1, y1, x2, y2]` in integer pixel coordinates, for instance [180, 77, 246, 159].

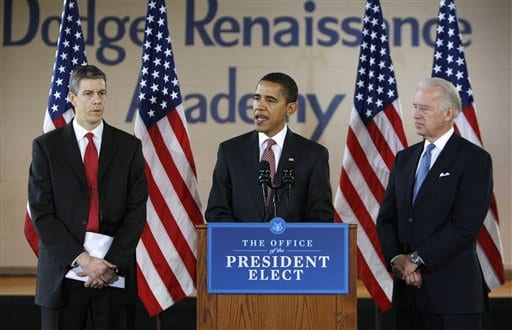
[377, 77, 492, 330]
[205, 72, 333, 222]
[28, 65, 148, 330]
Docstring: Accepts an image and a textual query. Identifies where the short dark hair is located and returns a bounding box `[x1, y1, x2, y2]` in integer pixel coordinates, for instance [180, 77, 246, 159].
[69, 65, 107, 94]
[259, 72, 298, 103]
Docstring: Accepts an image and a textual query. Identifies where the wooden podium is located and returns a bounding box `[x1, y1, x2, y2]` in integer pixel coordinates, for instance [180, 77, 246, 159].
[196, 224, 357, 330]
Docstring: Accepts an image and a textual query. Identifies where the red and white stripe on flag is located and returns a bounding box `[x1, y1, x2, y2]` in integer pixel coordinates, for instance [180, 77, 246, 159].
[431, 0, 505, 289]
[334, 0, 408, 312]
[456, 106, 505, 289]
[134, 0, 204, 316]
[24, 0, 87, 256]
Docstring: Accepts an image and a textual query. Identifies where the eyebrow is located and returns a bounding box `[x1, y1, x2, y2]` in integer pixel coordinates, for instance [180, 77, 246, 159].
[413, 103, 431, 109]
[82, 89, 107, 93]
[254, 93, 278, 101]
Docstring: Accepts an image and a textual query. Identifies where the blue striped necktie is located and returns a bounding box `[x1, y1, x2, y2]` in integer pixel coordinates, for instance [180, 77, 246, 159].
[413, 143, 435, 202]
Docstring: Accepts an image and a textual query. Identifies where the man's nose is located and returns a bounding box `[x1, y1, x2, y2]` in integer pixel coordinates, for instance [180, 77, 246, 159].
[92, 94, 102, 103]
[254, 99, 265, 109]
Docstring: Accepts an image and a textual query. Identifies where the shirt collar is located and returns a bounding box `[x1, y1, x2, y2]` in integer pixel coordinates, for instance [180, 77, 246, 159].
[424, 127, 454, 151]
[73, 119, 104, 141]
[258, 125, 287, 149]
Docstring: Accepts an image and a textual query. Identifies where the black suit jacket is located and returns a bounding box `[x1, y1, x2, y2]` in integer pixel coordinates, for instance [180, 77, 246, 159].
[28, 121, 148, 308]
[205, 129, 333, 222]
[377, 133, 492, 314]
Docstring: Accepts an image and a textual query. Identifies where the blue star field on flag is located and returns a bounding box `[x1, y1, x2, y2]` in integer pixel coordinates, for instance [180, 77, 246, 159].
[354, 0, 399, 126]
[47, 0, 87, 122]
[431, 0, 473, 109]
[137, 0, 182, 129]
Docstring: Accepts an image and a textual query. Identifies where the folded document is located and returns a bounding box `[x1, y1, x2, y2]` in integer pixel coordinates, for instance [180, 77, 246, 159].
[65, 231, 125, 288]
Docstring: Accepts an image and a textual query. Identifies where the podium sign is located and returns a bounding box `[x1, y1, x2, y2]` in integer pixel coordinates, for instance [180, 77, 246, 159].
[207, 218, 349, 294]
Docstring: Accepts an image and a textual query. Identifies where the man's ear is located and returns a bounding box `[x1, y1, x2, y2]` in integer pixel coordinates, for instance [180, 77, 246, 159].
[286, 101, 298, 117]
[68, 92, 77, 106]
[445, 105, 454, 121]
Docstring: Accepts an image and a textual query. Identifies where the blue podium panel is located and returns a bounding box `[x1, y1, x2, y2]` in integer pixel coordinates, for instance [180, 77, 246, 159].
[207, 218, 349, 294]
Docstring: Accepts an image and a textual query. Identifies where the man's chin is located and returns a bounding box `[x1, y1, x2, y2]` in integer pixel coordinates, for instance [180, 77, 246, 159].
[254, 123, 266, 133]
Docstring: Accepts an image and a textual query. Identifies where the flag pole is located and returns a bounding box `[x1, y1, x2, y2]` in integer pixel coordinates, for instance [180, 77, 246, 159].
[334, 0, 406, 314]
[156, 314, 162, 330]
[374, 305, 382, 330]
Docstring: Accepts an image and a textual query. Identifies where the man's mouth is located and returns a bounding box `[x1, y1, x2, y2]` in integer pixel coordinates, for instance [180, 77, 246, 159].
[255, 114, 268, 123]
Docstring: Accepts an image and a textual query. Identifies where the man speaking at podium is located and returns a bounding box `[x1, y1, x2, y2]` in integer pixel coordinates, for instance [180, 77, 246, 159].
[205, 72, 333, 223]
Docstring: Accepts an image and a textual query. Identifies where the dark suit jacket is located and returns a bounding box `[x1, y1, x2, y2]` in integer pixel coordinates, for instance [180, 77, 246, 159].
[377, 133, 492, 314]
[205, 129, 333, 222]
[28, 121, 148, 308]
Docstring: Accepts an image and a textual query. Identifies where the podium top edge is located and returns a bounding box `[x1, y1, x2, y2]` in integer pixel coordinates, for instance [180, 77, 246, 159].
[195, 223, 357, 229]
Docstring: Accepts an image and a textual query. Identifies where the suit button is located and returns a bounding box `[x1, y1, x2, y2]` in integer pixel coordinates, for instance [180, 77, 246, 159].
[82, 219, 87, 225]
[408, 218, 413, 223]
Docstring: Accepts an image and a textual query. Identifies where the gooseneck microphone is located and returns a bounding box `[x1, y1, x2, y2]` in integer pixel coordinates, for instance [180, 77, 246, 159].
[258, 161, 271, 218]
[282, 168, 295, 198]
[281, 158, 295, 217]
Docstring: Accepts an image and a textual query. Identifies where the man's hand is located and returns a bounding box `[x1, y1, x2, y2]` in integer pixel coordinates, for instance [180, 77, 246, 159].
[391, 254, 423, 288]
[75, 252, 118, 289]
[392, 254, 418, 277]
[404, 270, 423, 288]
[391, 254, 419, 277]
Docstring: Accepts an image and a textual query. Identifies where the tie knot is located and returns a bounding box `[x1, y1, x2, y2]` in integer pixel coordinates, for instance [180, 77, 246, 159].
[265, 139, 276, 149]
[425, 143, 435, 154]
[86, 132, 94, 143]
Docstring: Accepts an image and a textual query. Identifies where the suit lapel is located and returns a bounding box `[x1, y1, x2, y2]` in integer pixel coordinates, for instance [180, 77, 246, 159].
[243, 132, 265, 219]
[62, 122, 88, 191]
[406, 143, 424, 206]
[98, 123, 119, 183]
[267, 130, 296, 219]
[275, 130, 295, 186]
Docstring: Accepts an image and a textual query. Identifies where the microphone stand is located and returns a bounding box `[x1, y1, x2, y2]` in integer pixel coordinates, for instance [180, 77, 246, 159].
[271, 184, 280, 219]
[258, 163, 271, 220]
[258, 162, 295, 221]
[270, 169, 295, 220]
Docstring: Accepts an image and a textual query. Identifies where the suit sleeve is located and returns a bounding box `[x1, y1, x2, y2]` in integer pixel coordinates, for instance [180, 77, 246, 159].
[376, 153, 403, 266]
[205, 144, 235, 222]
[28, 138, 84, 268]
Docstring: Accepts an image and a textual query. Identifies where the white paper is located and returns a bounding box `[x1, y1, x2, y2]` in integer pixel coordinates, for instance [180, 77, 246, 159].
[65, 231, 125, 288]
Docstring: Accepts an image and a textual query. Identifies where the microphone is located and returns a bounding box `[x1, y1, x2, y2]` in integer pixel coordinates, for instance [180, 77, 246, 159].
[258, 161, 271, 190]
[258, 161, 271, 217]
[282, 158, 295, 198]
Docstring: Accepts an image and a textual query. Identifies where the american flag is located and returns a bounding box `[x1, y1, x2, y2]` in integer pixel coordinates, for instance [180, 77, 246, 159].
[431, 0, 505, 289]
[134, 0, 204, 316]
[334, 0, 407, 311]
[24, 0, 87, 256]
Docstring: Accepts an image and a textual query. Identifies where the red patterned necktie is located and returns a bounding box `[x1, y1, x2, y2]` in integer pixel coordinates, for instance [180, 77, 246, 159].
[84, 133, 99, 232]
[262, 139, 276, 185]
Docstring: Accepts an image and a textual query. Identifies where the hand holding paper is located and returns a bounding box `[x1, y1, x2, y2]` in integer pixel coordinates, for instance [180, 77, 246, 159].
[65, 232, 125, 288]
[76, 253, 118, 289]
